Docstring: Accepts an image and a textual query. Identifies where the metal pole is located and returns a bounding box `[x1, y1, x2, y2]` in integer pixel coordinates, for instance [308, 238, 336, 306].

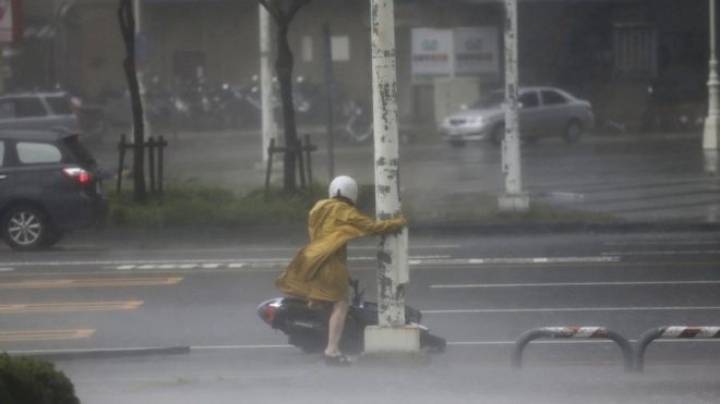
[260, 5, 277, 163]
[499, 0, 529, 211]
[704, 0, 720, 150]
[364, 0, 418, 355]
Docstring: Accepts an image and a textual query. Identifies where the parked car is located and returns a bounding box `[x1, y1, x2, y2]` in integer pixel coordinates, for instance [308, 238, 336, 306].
[0, 130, 108, 250]
[439, 86, 595, 147]
[0, 91, 83, 134]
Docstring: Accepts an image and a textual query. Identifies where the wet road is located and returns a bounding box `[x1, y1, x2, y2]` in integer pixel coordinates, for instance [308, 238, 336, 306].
[2, 231, 719, 356]
[2, 230, 719, 403]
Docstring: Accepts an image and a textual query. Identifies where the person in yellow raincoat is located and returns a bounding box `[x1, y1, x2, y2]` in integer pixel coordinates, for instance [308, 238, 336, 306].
[275, 175, 406, 366]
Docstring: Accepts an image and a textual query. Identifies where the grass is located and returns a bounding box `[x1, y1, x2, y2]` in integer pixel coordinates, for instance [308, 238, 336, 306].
[106, 181, 623, 228]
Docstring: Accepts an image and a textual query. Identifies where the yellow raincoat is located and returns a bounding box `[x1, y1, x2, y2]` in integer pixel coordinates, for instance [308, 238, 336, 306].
[275, 198, 406, 303]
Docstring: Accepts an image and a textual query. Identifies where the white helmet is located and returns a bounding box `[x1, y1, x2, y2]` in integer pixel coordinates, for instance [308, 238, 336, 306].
[328, 175, 358, 204]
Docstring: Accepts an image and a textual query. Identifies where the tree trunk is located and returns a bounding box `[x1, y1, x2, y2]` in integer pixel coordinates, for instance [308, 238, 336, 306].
[276, 24, 299, 191]
[259, 0, 310, 192]
[118, 0, 147, 203]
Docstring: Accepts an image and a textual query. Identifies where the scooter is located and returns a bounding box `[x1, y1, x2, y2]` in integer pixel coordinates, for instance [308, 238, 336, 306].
[257, 279, 446, 355]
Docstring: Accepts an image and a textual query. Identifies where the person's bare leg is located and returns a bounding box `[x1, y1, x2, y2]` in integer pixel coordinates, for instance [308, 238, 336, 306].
[325, 300, 349, 357]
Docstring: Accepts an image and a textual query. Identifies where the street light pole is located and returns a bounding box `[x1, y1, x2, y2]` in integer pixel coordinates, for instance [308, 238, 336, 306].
[704, 0, 720, 150]
[499, 0, 529, 211]
[364, 0, 419, 355]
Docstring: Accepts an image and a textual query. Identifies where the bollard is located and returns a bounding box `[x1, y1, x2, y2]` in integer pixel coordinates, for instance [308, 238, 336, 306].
[635, 326, 720, 372]
[512, 326, 633, 372]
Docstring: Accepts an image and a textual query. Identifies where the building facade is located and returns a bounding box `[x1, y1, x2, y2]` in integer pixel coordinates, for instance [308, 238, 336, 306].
[10, 0, 715, 129]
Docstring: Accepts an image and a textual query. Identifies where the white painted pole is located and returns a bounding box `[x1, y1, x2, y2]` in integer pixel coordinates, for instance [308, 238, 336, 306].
[704, 0, 720, 150]
[364, 0, 418, 355]
[499, 0, 529, 211]
[259, 5, 276, 163]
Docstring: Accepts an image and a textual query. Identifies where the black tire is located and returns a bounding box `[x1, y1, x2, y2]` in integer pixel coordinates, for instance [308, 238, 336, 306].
[420, 331, 447, 353]
[2, 205, 53, 251]
[449, 139, 466, 148]
[563, 120, 583, 143]
[288, 333, 325, 354]
[491, 124, 505, 147]
[41, 228, 65, 249]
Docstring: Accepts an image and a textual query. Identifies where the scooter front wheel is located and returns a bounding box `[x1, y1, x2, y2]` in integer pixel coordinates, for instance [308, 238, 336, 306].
[420, 330, 447, 353]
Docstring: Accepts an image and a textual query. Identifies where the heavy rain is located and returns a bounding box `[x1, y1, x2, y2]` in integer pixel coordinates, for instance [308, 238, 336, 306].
[1, 1, 719, 403]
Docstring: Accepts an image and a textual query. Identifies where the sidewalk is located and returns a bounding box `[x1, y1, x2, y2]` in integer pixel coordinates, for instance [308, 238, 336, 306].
[56, 348, 720, 404]
[91, 125, 720, 239]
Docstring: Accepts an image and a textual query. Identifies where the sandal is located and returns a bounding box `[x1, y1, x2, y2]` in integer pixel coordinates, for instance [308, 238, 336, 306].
[324, 354, 352, 367]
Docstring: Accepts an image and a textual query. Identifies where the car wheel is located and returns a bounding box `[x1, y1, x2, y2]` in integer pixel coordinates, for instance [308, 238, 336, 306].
[41, 227, 65, 249]
[563, 120, 583, 143]
[491, 124, 505, 147]
[449, 139, 466, 148]
[2, 206, 52, 251]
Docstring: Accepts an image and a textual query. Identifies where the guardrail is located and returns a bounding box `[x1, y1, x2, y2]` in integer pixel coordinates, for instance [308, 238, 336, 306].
[635, 326, 720, 371]
[512, 327, 633, 372]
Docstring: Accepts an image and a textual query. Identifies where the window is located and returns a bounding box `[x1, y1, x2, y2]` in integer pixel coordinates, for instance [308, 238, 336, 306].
[519, 92, 540, 108]
[0, 101, 15, 119]
[541, 90, 568, 106]
[46, 96, 73, 115]
[17, 142, 62, 164]
[62, 135, 97, 169]
[614, 24, 658, 78]
[13, 97, 48, 118]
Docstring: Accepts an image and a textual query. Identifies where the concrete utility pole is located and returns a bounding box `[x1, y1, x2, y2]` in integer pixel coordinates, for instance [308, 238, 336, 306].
[499, 0, 529, 211]
[259, 5, 277, 163]
[704, 0, 720, 150]
[133, 0, 151, 141]
[364, 0, 419, 354]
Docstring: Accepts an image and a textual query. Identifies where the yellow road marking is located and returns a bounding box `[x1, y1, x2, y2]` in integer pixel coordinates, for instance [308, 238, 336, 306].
[0, 329, 95, 342]
[0, 301, 143, 313]
[0, 277, 183, 289]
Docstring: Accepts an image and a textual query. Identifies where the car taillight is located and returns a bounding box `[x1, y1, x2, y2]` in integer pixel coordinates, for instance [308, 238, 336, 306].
[63, 167, 92, 184]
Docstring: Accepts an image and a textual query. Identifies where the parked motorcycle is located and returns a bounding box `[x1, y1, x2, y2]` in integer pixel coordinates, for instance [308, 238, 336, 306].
[337, 99, 373, 144]
[257, 279, 446, 355]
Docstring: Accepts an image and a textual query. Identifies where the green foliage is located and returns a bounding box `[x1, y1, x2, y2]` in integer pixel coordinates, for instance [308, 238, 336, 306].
[106, 181, 620, 228]
[108, 181, 377, 228]
[0, 353, 80, 404]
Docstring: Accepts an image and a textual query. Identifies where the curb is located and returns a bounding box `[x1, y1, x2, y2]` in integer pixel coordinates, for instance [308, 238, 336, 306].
[7, 346, 191, 361]
[410, 222, 720, 236]
[70, 221, 720, 249]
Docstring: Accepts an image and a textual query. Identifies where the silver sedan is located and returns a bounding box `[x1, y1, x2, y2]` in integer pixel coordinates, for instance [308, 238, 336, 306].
[439, 86, 595, 147]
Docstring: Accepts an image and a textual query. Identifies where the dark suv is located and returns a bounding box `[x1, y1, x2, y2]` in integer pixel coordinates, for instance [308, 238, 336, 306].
[0, 130, 108, 250]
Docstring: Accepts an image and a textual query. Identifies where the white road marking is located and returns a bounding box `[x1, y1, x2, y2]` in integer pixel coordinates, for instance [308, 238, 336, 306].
[0, 268, 14, 272]
[422, 306, 720, 314]
[0, 254, 623, 272]
[602, 250, 720, 256]
[604, 241, 719, 246]
[186, 339, 720, 350]
[462, 256, 620, 265]
[431, 280, 720, 289]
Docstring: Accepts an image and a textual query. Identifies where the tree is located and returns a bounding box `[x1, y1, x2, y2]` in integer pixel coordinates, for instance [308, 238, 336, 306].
[258, 0, 311, 192]
[118, 0, 148, 203]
